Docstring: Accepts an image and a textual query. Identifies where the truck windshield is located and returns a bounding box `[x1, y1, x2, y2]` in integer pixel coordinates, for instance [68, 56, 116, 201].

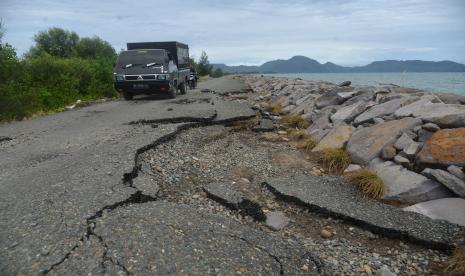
[116, 50, 166, 69]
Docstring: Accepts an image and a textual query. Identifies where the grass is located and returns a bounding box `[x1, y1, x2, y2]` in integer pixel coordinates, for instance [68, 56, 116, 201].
[259, 132, 282, 142]
[345, 169, 385, 199]
[280, 114, 309, 129]
[288, 129, 310, 140]
[264, 102, 283, 114]
[445, 247, 465, 276]
[319, 148, 351, 174]
[297, 138, 317, 152]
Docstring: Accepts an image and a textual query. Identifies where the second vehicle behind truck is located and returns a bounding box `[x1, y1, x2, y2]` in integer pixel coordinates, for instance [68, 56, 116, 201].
[114, 41, 190, 100]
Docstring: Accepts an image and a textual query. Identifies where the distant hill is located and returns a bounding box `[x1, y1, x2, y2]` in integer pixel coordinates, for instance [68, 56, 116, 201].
[213, 57, 465, 73]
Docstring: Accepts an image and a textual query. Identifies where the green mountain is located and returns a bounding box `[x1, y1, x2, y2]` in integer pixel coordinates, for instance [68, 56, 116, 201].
[213, 56, 465, 73]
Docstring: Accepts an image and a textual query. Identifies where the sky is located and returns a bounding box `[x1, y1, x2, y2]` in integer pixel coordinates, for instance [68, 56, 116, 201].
[1, 0, 464, 66]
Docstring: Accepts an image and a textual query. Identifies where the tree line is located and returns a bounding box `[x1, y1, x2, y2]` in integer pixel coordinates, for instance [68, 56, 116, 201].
[0, 23, 222, 121]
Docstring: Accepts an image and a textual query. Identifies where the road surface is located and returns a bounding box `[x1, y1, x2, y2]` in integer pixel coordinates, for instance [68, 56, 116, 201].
[0, 77, 319, 275]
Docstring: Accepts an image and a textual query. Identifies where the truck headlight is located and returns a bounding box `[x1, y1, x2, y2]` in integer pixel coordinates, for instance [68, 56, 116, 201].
[115, 75, 125, 81]
[157, 74, 169, 80]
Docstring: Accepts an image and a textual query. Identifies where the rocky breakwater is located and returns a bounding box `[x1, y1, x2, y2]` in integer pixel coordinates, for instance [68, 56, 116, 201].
[242, 75, 465, 228]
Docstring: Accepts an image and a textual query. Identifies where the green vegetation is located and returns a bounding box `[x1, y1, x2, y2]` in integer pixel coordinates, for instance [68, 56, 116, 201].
[280, 114, 310, 129]
[445, 247, 465, 276]
[264, 102, 283, 113]
[319, 148, 351, 174]
[211, 68, 224, 78]
[289, 129, 310, 140]
[0, 25, 117, 121]
[345, 169, 385, 199]
[298, 138, 317, 152]
[191, 50, 223, 78]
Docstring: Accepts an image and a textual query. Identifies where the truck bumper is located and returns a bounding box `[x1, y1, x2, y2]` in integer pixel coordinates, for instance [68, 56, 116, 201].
[114, 80, 172, 95]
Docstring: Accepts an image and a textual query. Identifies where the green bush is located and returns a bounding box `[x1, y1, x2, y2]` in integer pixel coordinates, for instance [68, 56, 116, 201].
[0, 53, 116, 121]
[211, 68, 224, 78]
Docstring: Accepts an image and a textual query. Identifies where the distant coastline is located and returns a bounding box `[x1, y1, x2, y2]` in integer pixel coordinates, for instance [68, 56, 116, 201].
[213, 56, 465, 74]
[258, 72, 465, 96]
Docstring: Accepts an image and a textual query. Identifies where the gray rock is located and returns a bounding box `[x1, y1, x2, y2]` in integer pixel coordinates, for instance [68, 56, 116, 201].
[398, 102, 465, 128]
[422, 123, 440, 132]
[338, 81, 351, 87]
[376, 266, 397, 276]
[422, 168, 465, 198]
[370, 158, 453, 203]
[315, 91, 346, 109]
[394, 133, 414, 151]
[330, 101, 367, 123]
[436, 92, 465, 105]
[448, 165, 465, 181]
[381, 145, 397, 160]
[404, 198, 465, 227]
[253, 119, 275, 132]
[347, 118, 422, 165]
[264, 174, 464, 249]
[354, 98, 413, 125]
[265, 211, 290, 231]
[401, 129, 417, 140]
[312, 123, 354, 152]
[394, 96, 435, 117]
[308, 108, 334, 132]
[428, 113, 465, 128]
[413, 125, 422, 133]
[417, 129, 433, 143]
[403, 142, 420, 157]
[337, 91, 358, 99]
[394, 155, 410, 166]
[373, 117, 385, 124]
[308, 128, 331, 142]
[344, 164, 362, 173]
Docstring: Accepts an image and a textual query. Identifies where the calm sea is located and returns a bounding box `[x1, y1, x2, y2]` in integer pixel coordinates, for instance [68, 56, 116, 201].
[263, 72, 465, 96]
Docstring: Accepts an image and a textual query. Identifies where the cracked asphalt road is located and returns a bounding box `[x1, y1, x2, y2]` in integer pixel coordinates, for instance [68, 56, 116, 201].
[0, 77, 319, 275]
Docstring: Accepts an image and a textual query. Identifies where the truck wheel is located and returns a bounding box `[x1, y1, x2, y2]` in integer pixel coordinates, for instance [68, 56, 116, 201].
[179, 81, 187, 95]
[168, 82, 178, 98]
[123, 91, 133, 100]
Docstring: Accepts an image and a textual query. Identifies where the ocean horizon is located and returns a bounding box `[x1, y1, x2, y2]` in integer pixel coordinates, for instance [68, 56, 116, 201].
[262, 72, 465, 96]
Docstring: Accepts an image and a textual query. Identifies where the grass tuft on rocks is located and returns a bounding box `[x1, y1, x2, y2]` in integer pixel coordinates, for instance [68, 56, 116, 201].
[280, 114, 309, 129]
[298, 138, 317, 152]
[264, 102, 283, 114]
[319, 148, 351, 174]
[288, 129, 310, 140]
[445, 247, 465, 276]
[345, 169, 385, 199]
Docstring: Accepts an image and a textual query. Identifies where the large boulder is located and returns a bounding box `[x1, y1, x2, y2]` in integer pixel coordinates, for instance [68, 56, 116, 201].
[330, 101, 367, 123]
[370, 158, 453, 203]
[421, 168, 465, 198]
[354, 97, 414, 125]
[394, 96, 435, 117]
[397, 102, 465, 128]
[308, 107, 335, 133]
[312, 123, 354, 152]
[416, 128, 465, 168]
[347, 117, 422, 165]
[427, 113, 465, 128]
[315, 91, 346, 108]
[403, 198, 465, 227]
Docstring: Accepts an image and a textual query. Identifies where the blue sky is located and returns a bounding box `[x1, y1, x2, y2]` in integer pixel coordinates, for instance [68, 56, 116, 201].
[1, 0, 464, 66]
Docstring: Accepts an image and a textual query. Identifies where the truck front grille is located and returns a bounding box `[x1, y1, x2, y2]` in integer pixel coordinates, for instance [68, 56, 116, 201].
[124, 75, 157, 81]
[125, 75, 138, 80]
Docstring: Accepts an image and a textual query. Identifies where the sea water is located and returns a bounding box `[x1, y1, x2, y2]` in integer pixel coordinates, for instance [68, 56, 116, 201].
[263, 72, 465, 95]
